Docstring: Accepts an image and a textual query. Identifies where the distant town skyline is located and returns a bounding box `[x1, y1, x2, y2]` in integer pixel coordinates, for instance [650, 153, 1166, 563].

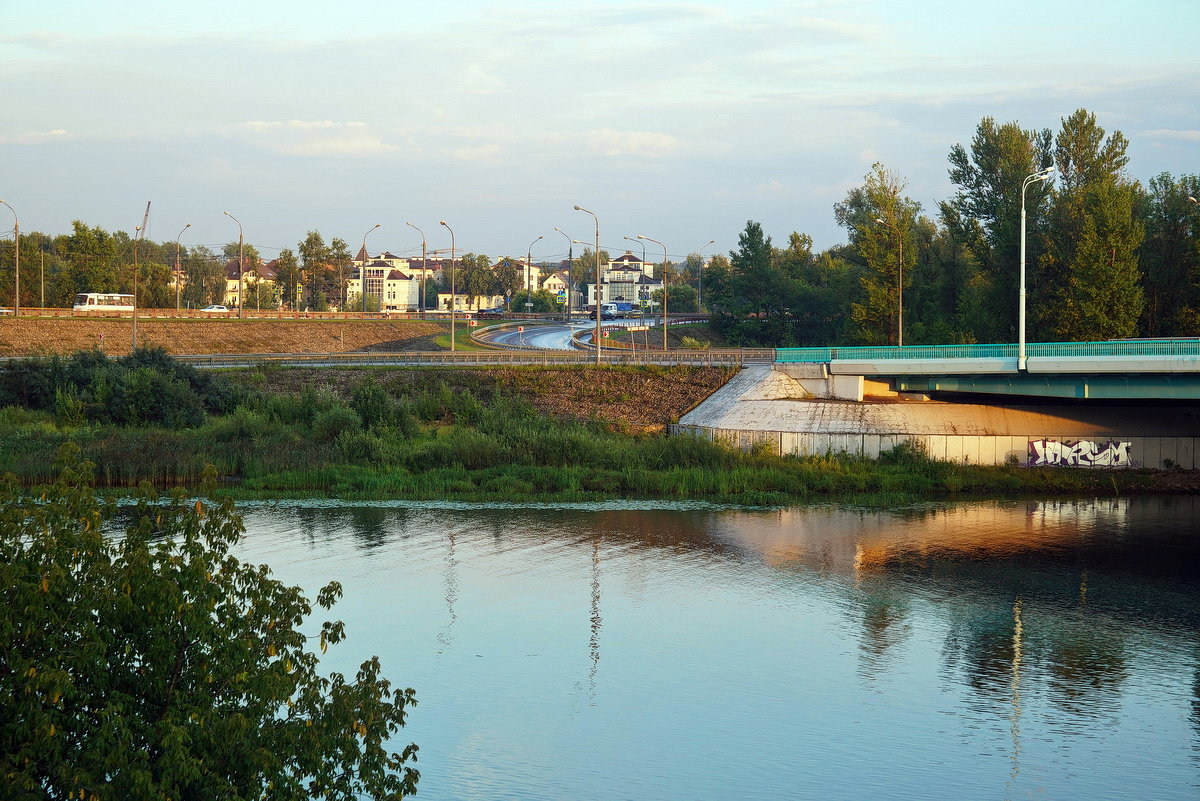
[3, 0, 1198, 262]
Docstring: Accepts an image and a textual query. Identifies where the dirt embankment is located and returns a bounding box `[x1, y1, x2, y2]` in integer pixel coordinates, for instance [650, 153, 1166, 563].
[249, 366, 739, 432]
[0, 319, 448, 357]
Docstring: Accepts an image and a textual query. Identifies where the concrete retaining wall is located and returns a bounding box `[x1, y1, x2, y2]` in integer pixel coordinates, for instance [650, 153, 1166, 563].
[670, 425, 1198, 468]
[673, 365, 1200, 468]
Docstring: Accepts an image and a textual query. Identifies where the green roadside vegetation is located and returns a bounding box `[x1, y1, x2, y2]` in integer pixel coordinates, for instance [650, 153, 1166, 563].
[0, 348, 1188, 505]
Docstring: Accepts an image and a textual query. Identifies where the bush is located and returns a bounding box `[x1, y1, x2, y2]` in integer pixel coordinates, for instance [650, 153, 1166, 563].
[313, 405, 363, 442]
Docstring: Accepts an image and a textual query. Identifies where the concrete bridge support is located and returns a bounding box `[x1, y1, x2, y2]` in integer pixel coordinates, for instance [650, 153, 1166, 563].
[673, 366, 1200, 469]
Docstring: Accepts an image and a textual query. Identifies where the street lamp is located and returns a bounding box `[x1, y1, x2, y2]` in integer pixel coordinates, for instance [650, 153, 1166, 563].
[526, 235, 543, 314]
[623, 235, 646, 263]
[637, 234, 669, 351]
[406, 222, 427, 316]
[175, 223, 191, 313]
[0, 200, 18, 317]
[554, 227, 573, 321]
[440, 220, 456, 351]
[361, 223, 381, 314]
[132, 224, 143, 350]
[874, 218, 904, 347]
[1019, 166, 1055, 370]
[223, 211, 244, 319]
[697, 239, 715, 313]
[574, 205, 602, 365]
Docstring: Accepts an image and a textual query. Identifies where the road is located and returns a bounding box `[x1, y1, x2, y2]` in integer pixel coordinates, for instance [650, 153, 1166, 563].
[481, 317, 665, 350]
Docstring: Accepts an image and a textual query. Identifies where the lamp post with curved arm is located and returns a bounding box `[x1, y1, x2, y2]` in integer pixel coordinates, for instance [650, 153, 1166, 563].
[697, 239, 715, 313]
[526, 235, 543, 314]
[637, 234, 668, 351]
[1020, 166, 1055, 369]
[553, 227, 573, 320]
[0, 200, 18, 317]
[360, 224, 380, 314]
[175, 223, 191, 313]
[874, 217, 903, 347]
[574, 205, 602, 365]
[406, 222, 427, 316]
[440, 220, 456, 351]
[223, 211, 244, 318]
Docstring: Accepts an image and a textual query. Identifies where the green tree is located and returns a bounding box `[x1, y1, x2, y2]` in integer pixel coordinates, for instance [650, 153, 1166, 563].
[946, 117, 1053, 340]
[274, 248, 303, 310]
[182, 245, 224, 308]
[1037, 109, 1144, 340]
[457, 253, 495, 305]
[834, 163, 921, 345]
[298, 232, 330, 310]
[0, 451, 418, 799]
[1138, 173, 1200, 335]
[492, 257, 524, 305]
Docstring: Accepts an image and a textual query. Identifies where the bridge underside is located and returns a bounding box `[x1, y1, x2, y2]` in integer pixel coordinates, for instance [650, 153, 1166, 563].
[895, 373, 1200, 400]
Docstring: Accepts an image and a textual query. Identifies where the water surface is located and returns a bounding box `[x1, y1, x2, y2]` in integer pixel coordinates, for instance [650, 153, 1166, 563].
[230, 497, 1200, 800]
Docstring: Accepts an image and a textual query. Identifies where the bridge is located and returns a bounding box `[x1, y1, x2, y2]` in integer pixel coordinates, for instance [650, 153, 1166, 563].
[776, 339, 1200, 400]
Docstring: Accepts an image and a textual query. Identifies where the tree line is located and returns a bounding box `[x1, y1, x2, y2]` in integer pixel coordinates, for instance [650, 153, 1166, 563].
[704, 109, 1199, 346]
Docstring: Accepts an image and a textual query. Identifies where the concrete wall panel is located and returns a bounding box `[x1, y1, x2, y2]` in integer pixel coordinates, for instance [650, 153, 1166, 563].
[1178, 438, 1196, 469]
[862, 435, 883, 460]
[926, 435, 947, 460]
[1139, 437, 1161, 470]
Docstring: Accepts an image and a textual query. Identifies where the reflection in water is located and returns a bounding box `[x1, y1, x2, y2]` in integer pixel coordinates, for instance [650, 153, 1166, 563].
[231, 496, 1200, 801]
[1008, 596, 1023, 800]
[437, 530, 458, 654]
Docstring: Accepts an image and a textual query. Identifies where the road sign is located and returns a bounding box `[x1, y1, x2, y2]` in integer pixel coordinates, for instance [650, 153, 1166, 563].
[517, 326, 525, 332]
[626, 325, 649, 331]
[468, 319, 478, 327]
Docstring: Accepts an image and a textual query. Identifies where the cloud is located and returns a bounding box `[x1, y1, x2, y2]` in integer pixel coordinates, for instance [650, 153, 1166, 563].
[1139, 128, 1200, 142]
[234, 120, 399, 157]
[0, 128, 70, 144]
[539, 129, 684, 158]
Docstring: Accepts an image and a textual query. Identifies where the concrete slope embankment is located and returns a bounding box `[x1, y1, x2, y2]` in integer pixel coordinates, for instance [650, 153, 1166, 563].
[676, 366, 1200, 468]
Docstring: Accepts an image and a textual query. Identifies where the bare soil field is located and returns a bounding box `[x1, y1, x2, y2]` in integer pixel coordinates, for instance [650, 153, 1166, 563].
[0, 318, 447, 357]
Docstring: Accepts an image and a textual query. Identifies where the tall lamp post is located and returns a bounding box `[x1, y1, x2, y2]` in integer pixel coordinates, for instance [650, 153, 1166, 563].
[526, 235, 543, 314]
[175, 223, 191, 313]
[874, 218, 904, 347]
[637, 234, 668, 351]
[697, 239, 715, 312]
[440, 220, 456, 351]
[406, 222, 427, 316]
[1019, 166, 1055, 370]
[0, 200, 18, 317]
[554, 227, 573, 321]
[360, 223, 381, 314]
[573, 205, 602, 365]
[223, 211, 244, 319]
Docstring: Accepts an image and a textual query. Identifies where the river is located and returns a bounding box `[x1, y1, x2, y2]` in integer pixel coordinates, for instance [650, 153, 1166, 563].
[229, 496, 1200, 800]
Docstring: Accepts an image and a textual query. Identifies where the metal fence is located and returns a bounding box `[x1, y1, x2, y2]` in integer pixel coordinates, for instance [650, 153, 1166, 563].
[776, 339, 1200, 362]
[173, 349, 770, 369]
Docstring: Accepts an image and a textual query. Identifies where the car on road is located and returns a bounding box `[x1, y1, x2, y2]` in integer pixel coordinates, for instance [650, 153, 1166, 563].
[477, 307, 505, 319]
[200, 305, 229, 313]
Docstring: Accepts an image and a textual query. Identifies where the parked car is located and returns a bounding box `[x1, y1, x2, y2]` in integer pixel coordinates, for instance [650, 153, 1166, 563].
[200, 305, 229, 312]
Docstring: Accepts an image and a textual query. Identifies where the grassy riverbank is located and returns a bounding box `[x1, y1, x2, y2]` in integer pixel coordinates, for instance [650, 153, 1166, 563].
[0, 349, 1193, 504]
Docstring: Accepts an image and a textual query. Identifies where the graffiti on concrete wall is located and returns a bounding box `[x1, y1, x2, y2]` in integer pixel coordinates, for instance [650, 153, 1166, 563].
[1028, 439, 1133, 468]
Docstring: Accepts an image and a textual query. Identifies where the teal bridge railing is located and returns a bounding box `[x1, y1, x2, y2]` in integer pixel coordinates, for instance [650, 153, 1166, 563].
[775, 339, 1200, 363]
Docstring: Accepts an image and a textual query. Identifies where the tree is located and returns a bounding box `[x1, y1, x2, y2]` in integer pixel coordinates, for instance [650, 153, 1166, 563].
[0, 449, 419, 799]
[274, 248, 302, 310]
[946, 117, 1053, 340]
[834, 163, 921, 344]
[182, 245, 225, 308]
[1037, 109, 1144, 340]
[1137, 173, 1200, 335]
[492, 258, 523, 306]
[457, 253, 494, 305]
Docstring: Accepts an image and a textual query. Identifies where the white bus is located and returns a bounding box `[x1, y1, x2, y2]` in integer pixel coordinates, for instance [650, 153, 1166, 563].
[73, 293, 136, 312]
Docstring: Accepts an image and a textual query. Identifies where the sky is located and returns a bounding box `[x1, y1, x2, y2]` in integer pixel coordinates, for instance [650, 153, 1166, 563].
[2, 0, 1198, 264]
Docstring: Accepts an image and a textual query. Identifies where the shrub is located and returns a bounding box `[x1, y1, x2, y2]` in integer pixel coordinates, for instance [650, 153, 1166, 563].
[313, 405, 363, 442]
